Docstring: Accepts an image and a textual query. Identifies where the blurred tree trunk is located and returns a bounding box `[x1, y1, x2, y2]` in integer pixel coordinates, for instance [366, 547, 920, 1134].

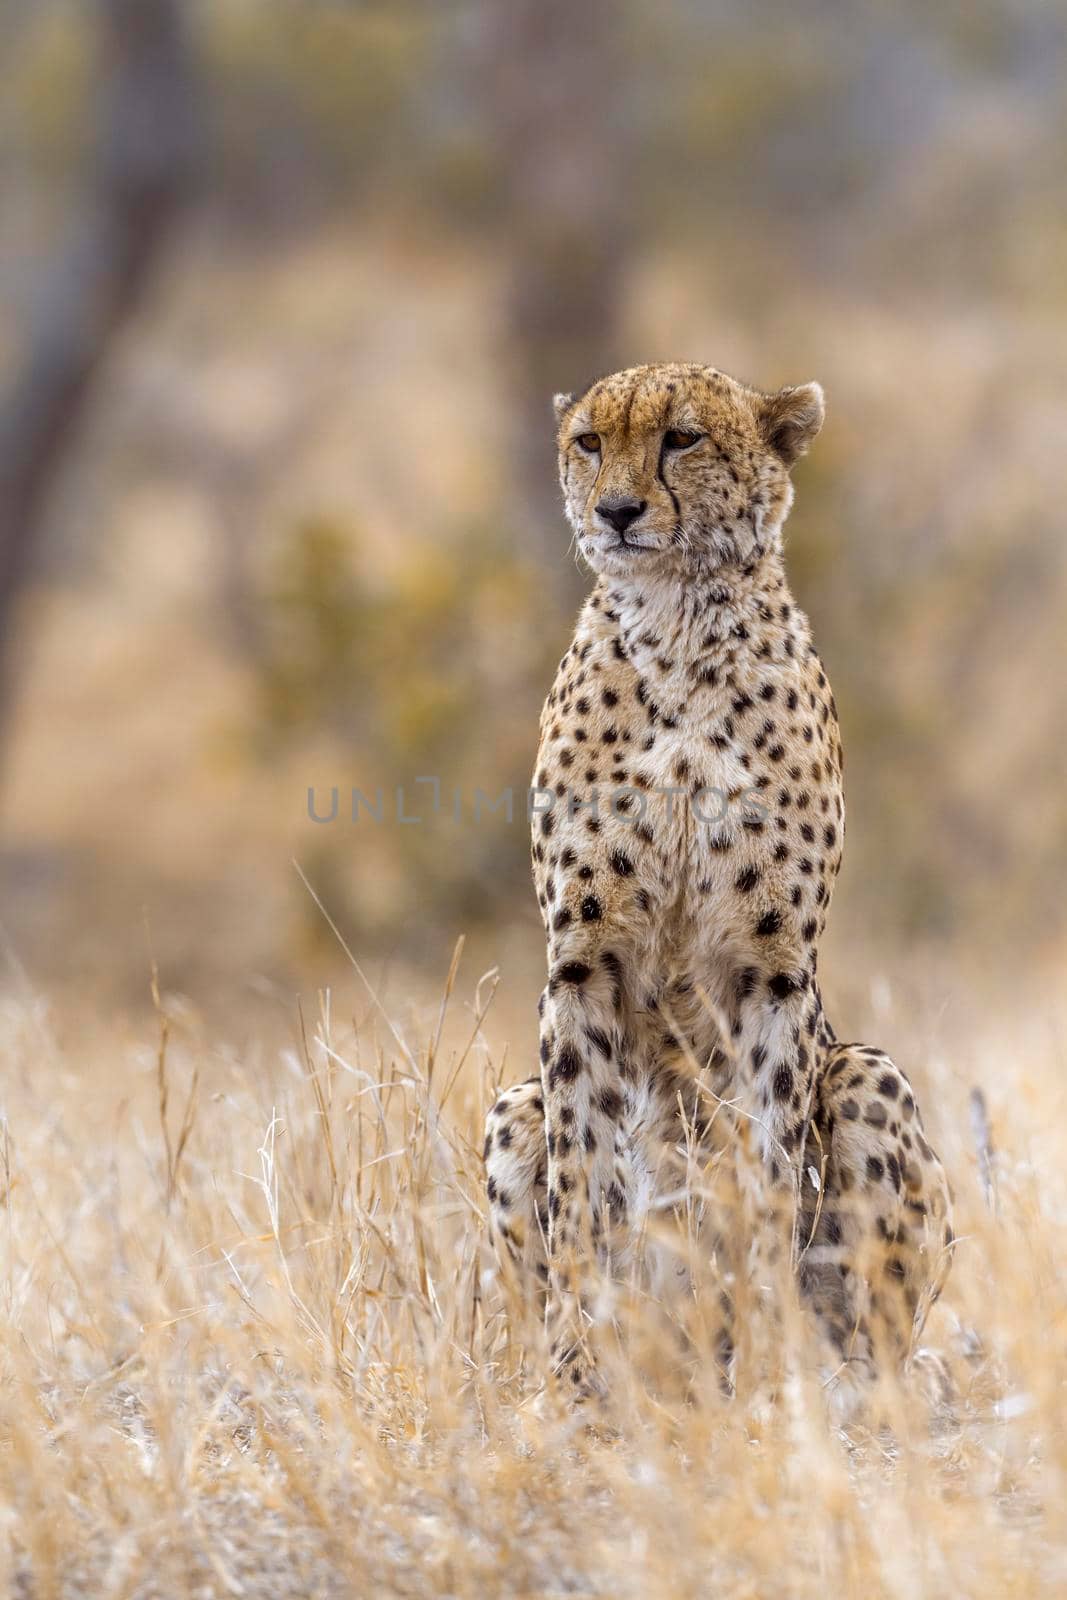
[479, 1, 634, 607]
[0, 0, 199, 728]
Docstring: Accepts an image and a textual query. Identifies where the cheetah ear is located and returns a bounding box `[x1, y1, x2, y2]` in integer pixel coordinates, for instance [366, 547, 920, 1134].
[758, 382, 825, 466]
[552, 391, 576, 425]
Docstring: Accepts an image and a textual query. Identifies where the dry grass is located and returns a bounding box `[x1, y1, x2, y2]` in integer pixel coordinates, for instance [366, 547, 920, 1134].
[1, 943, 1065, 1599]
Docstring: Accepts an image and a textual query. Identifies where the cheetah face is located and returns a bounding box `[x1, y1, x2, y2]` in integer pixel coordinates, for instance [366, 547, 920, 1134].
[555, 363, 824, 580]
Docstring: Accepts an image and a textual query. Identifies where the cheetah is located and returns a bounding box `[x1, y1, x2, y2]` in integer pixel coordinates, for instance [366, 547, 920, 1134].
[485, 362, 953, 1406]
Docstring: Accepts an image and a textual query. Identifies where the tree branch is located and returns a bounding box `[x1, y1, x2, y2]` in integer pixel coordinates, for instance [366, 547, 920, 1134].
[0, 0, 200, 720]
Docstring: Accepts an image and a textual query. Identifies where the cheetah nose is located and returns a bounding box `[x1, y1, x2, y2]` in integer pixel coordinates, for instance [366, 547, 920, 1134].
[595, 496, 647, 535]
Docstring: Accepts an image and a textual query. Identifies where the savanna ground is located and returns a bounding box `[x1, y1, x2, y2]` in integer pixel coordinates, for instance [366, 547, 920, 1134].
[2, 930, 1065, 1599]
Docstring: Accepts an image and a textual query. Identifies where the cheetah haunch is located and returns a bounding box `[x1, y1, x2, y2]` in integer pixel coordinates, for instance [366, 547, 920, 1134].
[485, 363, 953, 1406]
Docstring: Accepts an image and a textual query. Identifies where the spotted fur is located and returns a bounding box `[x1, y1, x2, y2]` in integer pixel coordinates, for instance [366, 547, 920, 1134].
[486, 362, 953, 1402]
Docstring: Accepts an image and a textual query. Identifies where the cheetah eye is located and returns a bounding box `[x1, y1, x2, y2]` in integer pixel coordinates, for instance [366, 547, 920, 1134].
[664, 429, 702, 451]
[575, 432, 601, 453]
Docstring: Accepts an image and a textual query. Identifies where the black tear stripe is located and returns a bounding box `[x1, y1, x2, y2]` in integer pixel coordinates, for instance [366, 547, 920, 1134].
[657, 437, 681, 522]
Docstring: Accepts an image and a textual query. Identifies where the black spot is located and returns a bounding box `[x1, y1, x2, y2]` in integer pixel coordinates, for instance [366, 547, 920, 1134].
[551, 1044, 583, 1086]
[598, 1088, 623, 1119]
[586, 1027, 612, 1058]
[772, 1063, 793, 1099]
[768, 972, 797, 1000]
[878, 1072, 898, 1099]
[755, 909, 782, 937]
[557, 962, 590, 985]
[735, 865, 761, 893]
[610, 850, 634, 877]
[581, 895, 602, 923]
[866, 1155, 884, 1182]
[553, 908, 572, 931]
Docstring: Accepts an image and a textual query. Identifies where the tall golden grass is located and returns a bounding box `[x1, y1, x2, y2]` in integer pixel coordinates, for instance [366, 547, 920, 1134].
[0, 936, 1063, 1598]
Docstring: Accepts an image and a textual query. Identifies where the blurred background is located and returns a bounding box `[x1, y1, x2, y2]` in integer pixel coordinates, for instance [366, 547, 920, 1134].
[0, 0, 1064, 1030]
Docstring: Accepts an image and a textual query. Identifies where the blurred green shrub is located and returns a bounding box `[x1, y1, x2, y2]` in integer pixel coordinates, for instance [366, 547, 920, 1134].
[254, 515, 548, 950]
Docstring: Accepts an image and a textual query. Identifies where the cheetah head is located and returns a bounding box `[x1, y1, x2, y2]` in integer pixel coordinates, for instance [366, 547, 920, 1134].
[554, 362, 824, 580]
